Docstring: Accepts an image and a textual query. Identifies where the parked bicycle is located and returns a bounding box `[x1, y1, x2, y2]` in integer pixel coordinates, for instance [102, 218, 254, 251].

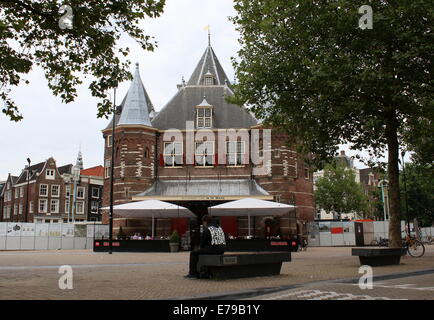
[403, 229, 425, 257]
[371, 237, 389, 247]
[370, 230, 425, 257]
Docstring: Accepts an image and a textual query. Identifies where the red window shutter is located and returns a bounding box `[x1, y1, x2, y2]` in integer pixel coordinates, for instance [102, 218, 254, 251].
[214, 154, 218, 166]
[159, 154, 164, 166]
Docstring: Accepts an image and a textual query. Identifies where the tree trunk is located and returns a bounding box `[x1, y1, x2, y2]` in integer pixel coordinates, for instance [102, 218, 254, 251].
[386, 112, 402, 248]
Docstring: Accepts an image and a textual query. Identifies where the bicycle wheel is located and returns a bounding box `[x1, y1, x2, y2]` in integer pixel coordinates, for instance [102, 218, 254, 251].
[407, 240, 425, 257]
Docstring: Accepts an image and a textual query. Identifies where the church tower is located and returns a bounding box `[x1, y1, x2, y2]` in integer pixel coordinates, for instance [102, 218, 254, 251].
[101, 63, 157, 209]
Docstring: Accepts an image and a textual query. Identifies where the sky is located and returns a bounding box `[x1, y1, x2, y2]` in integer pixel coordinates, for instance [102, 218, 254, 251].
[0, 0, 404, 181]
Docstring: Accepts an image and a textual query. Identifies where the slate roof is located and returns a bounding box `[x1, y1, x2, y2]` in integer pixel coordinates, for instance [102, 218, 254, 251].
[58, 164, 73, 175]
[187, 45, 231, 86]
[151, 44, 257, 130]
[15, 162, 45, 184]
[104, 64, 154, 130]
[136, 179, 269, 198]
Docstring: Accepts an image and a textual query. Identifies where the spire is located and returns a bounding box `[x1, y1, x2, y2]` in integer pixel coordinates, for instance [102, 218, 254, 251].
[187, 45, 231, 86]
[117, 63, 153, 127]
[76, 149, 83, 170]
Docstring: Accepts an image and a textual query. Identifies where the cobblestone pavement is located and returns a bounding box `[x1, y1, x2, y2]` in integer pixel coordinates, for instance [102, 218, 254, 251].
[0, 246, 433, 300]
[252, 273, 434, 300]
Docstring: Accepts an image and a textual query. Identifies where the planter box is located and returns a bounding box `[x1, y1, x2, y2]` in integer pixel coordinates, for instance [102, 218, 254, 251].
[93, 239, 170, 252]
[352, 247, 407, 266]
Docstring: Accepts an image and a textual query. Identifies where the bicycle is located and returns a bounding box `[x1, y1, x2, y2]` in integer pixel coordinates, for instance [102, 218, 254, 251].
[403, 229, 425, 258]
[371, 237, 389, 247]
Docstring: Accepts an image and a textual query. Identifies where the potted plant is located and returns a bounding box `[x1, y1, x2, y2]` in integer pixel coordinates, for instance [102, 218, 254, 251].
[169, 230, 180, 252]
[117, 226, 125, 240]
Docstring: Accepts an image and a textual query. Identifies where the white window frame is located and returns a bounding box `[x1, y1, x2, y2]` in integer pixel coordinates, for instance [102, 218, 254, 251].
[195, 141, 215, 167]
[39, 199, 48, 214]
[91, 200, 99, 213]
[46, 169, 55, 180]
[65, 186, 71, 198]
[50, 199, 59, 214]
[20, 186, 24, 198]
[107, 135, 113, 147]
[15, 188, 19, 199]
[226, 141, 245, 166]
[65, 199, 70, 214]
[105, 160, 111, 178]
[39, 184, 48, 197]
[29, 201, 34, 214]
[92, 187, 100, 198]
[76, 201, 85, 214]
[196, 107, 212, 128]
[19, 203, 23, 215]
[77, 186, 85, 199]
[163, 142, 183, 167]
[204, 75, 214, 86]
[51, 185, 60, 197]
[14, 204, 18, 215]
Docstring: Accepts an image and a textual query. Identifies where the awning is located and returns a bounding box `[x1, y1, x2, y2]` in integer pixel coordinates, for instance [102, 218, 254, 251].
[208, 198, 296, 236]
[101, 200, 195, 238]
[132, 179, 273, 201]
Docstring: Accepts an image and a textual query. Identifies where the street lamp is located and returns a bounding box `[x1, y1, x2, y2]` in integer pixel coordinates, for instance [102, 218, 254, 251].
[378, 179, 389, 221]
[72, 164, 80, 223]
[25, 158, 31, 222]
[401, 150, 411, 235]
[109, 88, 117, 255]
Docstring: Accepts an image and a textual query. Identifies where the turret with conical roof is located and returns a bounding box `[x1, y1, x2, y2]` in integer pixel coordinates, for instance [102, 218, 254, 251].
[101, 64, 157, 210]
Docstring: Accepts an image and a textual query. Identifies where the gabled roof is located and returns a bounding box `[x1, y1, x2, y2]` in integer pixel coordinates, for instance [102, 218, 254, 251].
[81, 166, 104, 177]
[58, 164, 73, 175]
[187, 45, 231, 86]
[15, 161, 45, 184]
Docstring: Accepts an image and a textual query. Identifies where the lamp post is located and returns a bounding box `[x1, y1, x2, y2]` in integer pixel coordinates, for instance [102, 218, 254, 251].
[109, 88, 117, 254]
[72, 165, 80, 223]
[25, 158, 31, 222]
[378, 179, 389, 221]
[401, 151, 411, 235]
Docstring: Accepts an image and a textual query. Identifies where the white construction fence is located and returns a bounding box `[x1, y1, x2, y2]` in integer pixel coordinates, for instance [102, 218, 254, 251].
[0, 222, 109, 250]
[307, 220, 434, 247]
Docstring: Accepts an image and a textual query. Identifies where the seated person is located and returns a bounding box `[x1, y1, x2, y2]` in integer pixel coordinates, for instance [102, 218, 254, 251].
[185, 215, 226, 279]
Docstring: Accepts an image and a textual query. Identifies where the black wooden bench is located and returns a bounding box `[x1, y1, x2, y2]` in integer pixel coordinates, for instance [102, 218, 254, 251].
[197, 251, 291, 279]
[352, 247, 407, 266]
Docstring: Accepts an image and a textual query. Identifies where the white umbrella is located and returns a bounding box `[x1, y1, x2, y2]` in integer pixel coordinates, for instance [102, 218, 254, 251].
[102, 200, 195, 238]
[208, 198, 296, 237]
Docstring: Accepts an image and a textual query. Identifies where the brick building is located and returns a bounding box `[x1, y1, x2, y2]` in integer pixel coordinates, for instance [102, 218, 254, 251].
[0, 156, 104, 223]
[102, 42, 315, 238]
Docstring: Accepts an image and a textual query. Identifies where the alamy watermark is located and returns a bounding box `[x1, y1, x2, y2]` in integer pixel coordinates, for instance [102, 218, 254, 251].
[359, 5, 373, 30]
[358, 265, 373, 289]
[59, 5, 74, 30]
[162, 122, 272, 176]
[58, 265, 73, 290]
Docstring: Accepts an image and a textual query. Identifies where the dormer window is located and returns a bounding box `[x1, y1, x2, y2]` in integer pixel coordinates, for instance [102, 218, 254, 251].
[196, 97, 213, 128]
[204, 70, 215, 86]
[197, 108, 212, 128]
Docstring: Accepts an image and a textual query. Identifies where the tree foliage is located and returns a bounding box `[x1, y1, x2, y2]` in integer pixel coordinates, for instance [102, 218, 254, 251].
[401, 162, 434, 226]
[315, 163, 368, 219]
[0, 0, 166, 121]
[231, 0, 433, 247]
